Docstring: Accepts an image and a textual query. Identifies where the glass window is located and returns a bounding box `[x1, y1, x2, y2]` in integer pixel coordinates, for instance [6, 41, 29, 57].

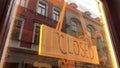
[11, 19, 24, 40]
[53, 9, 60, 21]
[34, 24, 40, 45]
[37, 2, 46, 16]
[1, 0, 118, 68]
[96, 37, 103, 57]
[71, 21, 77, 31]
[87, 27, 93, 36]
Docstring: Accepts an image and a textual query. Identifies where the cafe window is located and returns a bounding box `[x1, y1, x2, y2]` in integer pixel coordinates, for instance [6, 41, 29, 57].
[37, 2, 46, 16]
[1, 0, 118, 68]
[33, 23, 40, 45]
[53, 8, 60, 21]
[11, 18, 24, 40]
[20, 0, 28, 8]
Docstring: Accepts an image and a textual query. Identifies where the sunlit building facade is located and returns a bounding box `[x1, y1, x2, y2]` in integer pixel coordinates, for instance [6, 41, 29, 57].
[65, 3, 112, 67]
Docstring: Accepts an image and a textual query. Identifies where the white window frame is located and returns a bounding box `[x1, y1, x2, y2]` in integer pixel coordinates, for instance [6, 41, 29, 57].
[32, 23, 40, 45]
[87, 27, 93, 37]
[14, 17, 24, 40]
[36, 0, 48, 16]
[20, 0, 29, 8]
[52, 6, 60, 21]
[9, 17, 24, 48]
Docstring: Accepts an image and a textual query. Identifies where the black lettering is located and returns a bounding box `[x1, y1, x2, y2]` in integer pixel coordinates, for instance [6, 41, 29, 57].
[88, 47, 94, 59]
[79, 41, 86, 57]
[84, 44, 89, 58]
[57, 33, 67, 54]
[67, 38, 73, 54]
[73, 40, 79, 55]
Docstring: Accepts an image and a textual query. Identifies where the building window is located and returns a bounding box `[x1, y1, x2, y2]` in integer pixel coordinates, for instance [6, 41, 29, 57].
[87, 25, 96, 38]
[71, 21, 77, 31]
[11, 18, 24, 40]
[53, 9, 60, 21]
[96, 37, 103, 57]
[33, 24, 40, 45]
[37, 2, 46, 16]
[87, 27, 93, 36]
[20, 0, 28, 8]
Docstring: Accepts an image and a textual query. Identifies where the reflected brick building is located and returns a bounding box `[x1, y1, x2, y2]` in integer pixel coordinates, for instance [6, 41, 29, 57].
[4, 0, 112, 68]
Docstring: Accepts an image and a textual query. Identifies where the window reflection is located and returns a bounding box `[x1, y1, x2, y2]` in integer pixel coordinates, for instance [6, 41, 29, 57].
[20, 0, 28, 8]
[2, 0, 115, 68]
[71, 21, 77, 32]
[87, 27, 93, 37]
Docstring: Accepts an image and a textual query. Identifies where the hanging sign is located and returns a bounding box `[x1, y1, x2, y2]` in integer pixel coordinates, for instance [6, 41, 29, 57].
[38, 24, 99, 64]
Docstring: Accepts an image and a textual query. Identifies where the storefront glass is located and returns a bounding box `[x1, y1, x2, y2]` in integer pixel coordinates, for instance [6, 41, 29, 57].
[0, 0, 118, 68]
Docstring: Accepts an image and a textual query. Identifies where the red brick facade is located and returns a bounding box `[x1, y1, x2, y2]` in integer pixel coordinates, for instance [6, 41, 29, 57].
[17, 0, 66, 48]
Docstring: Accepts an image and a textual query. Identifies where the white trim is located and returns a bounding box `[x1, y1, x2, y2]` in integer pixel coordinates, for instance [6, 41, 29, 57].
[9, 17, 24, 48]
[52, 6, 61, 21]
[31, 23, 40, 51]
[25, 0, 29, 8]
[20, 0, 29, 8]
[36, 0, 48, 16]
[52, 5, 61, 11]
[16, 17, 25, 40]
[32, 23, 40, 43]
[20, 0, 25, 7]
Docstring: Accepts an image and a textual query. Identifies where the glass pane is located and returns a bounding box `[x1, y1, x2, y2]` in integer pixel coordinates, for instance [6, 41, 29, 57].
[38, 2, 46, 16]
[37, 7, 42, 14]
[53, 9, 60, 21]
[87, 27, 93, 36]
[0, 0, 118, 68]
[42, 9, 45, 16]
[71, 21, 77, 31]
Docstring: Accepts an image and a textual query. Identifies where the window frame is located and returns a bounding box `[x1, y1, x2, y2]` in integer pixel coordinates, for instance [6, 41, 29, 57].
[87, 27, 93, 37]
[71, 21, 77, 32]
[52, 7, 60, 21]
[12, 17, 24, 41]
[32, 23, 40, 45]
[36, 1, 47, 16]
[20, 0, 29, 8]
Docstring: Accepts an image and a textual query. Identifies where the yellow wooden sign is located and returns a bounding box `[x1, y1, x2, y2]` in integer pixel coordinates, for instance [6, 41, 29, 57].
[38, 24, 99, 64]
